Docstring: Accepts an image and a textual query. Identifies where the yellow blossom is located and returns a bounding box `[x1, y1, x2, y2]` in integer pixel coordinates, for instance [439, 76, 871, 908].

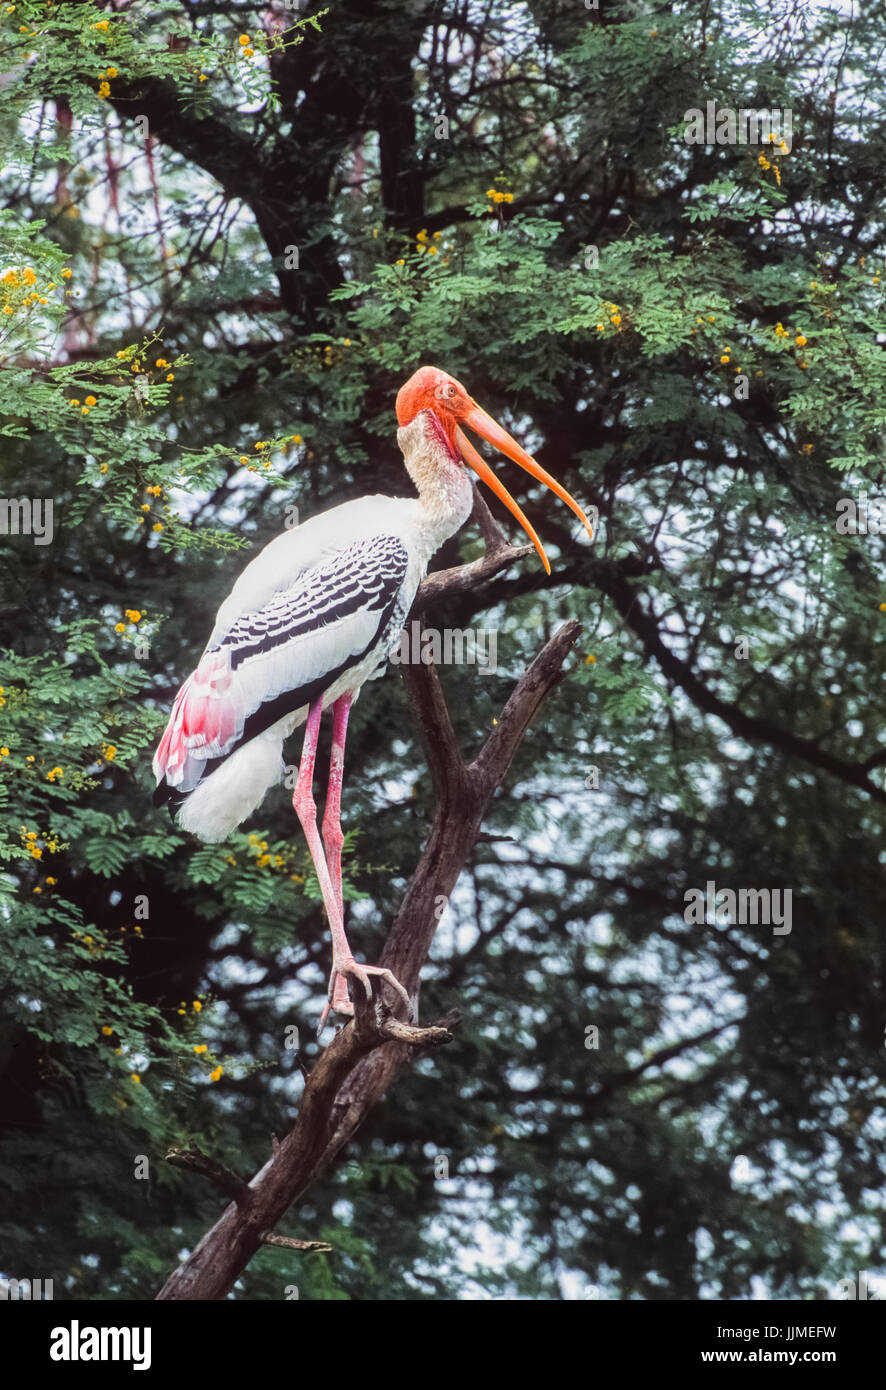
[210, 1066, 223, 1082]
[124, 609, 142, 622]
[194, 1044, 208, 1053]
[130, 1073, 141, 1084]
[104, 745, 117, 760]
[193, 1000, 202, 1012]
[97, 81, 110, 99]
[102, 1026, 113, 1035]
[106, 66, 118, 78]
[60, 268, 72, 279]
[152, 522, 163, 532]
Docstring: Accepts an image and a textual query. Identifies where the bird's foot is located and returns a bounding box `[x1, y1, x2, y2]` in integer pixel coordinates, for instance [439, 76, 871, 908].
[318, 956, 412, 1033]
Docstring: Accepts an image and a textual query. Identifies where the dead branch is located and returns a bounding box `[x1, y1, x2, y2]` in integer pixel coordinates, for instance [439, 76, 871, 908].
[155, 518, 582, 1300]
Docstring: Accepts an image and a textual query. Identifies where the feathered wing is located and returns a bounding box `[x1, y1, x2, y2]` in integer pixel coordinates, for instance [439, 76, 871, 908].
[153, 532, 410, 840]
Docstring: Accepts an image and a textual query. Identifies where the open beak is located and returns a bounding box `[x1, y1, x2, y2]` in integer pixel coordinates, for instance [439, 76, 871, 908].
[455, 404, 594, 575]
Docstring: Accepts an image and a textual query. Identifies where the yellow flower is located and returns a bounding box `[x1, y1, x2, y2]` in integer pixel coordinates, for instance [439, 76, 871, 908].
[94, 18, 109, 29]
[243, 46, 254, 57]
[199, 73, 207, 82]
[210, 1066, 223, 1082]
[486, 188, 497, 198]
[30, 847, 42, 859]
[130, 1073, 141, 1084]
[503, 192, 514, 203]
[104, 745, 117, 760]
[585, 653, 596, 665]
[193, 1000, 202, 1012]
[84, 395, 97, 406]
[720, 354, 730, 364]
[124, 608, 142, 622]
[155, 358, 168, 368]
[46, 877, 56, 885]
[0, 747, 8, 756]
[69, 398, 80, 407]
[97, 81, 110, 99]
[114, 621, 126, 632]
[2, 306, 12, 316]
[194, 1044, 208, 1053]
[166, 373, 174, 382]
[880, 603, 886, 613]
[106, 66, 118, 78]
[238, 33, 250, 44]
[60, 267, 72, 279]
[395, 258, 405, 266]
[610, 314, 622, 326]
[795, 334, 807, 346]
[152, 522, 163, 532]
[102, 1026, 113, 1036]
[291, 434, 302, 444]
[239, 455, 249, 464]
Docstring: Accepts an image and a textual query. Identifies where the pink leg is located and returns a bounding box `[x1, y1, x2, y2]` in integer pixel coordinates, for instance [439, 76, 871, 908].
[292, 695, 410, 1031]
[322, 693, 351, 925]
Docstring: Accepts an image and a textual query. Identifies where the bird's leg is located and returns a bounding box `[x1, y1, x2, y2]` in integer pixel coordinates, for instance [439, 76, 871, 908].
[321, 692, 351, 924]
[292, 696, 410, 1031]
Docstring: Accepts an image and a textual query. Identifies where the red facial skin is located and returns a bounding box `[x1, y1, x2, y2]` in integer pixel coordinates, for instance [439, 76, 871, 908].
[395, 366, 475, 457]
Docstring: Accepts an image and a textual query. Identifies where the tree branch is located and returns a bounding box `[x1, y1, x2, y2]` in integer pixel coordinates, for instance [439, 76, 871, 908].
[155, 552, 581, 1298]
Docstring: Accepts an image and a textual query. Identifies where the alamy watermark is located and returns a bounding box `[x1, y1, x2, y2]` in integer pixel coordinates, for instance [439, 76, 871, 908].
[835, 494, 886, 534]
[390, 622, 498, 673]
[684, 880, 792, 935]
[0, 497, 53, 544]
[683, 102, 793, 152]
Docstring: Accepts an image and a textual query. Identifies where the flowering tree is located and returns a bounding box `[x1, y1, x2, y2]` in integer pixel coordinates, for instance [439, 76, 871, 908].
[2, 0, 886, 1300]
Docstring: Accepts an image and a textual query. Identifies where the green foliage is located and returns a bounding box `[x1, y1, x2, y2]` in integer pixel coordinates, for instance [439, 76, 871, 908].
[2, 0, 886, 1304]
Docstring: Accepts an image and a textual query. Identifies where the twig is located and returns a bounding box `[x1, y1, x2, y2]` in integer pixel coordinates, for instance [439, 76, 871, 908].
[259, 1232, 333, 1254]
[165, 1146, 251, 1206]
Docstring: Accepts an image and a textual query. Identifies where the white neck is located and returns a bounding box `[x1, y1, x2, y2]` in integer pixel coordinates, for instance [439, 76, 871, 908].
[397, 410, 474, 564]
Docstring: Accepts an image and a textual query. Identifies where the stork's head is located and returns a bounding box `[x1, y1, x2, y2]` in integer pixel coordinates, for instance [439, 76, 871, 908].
[396, 364, 593, 574]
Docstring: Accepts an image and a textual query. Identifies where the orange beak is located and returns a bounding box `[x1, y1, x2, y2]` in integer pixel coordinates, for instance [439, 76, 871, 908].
[455, 404, 594, 575]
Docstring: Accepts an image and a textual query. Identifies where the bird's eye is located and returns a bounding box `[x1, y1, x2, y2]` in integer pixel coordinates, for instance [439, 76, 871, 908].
[446, 385, 456, 396]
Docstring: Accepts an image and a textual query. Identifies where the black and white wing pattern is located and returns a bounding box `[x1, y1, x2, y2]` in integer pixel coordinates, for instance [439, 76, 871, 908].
[153, 532, 410, 801]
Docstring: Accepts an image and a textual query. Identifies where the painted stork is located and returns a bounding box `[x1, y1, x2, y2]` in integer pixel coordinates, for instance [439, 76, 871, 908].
[153, 365, 593, 1025]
